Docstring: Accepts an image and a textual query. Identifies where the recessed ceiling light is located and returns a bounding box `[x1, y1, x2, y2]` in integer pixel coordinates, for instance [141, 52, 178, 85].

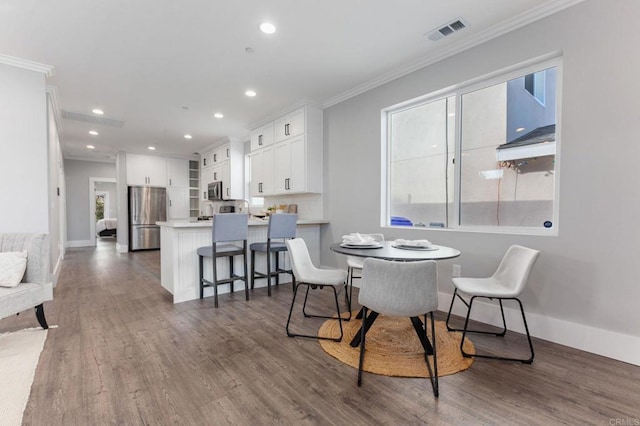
[245, 90, 257, 97]
[86, 145, 95, 149]
[214, 113, 224, 119]
[516, 127, 526, 132]
[148, 146, 156, 151]
[89, 130, 98, 136]
[92, 109, 104, 115]
[184, 134, 193, 139]
[259, 22, 276, 34]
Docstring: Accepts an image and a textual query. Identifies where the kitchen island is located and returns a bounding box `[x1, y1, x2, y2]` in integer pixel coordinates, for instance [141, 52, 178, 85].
[157, 218, 328, 303]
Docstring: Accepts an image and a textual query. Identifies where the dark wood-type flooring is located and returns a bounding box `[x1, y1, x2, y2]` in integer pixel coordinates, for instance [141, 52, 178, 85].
[2, 240, 639, 425]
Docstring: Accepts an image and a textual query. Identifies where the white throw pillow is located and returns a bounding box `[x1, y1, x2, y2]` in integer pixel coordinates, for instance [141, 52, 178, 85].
[0, 251, 28, 287]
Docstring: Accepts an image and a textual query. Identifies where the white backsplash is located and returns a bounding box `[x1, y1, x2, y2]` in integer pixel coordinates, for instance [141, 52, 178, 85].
[252, 193, 324, 219]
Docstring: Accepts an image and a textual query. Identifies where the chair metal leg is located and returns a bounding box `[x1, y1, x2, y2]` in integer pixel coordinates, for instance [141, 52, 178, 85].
[243, 248, 249, 301]
[416, 313, 438, 397]
[447, 289, 507, 336]
[228, 256, 234, 293]
[357, 307, 368, 386]
[213, 256, 219, 308]
[275, 252, 280, 287]
[35, 304, 48, 329]
[250, 250, 256, 289]
[199, 255, 204, 299]
[286, 281, 343, 342]
[460, 296, 534, 363]
[266, 248, 272, 297]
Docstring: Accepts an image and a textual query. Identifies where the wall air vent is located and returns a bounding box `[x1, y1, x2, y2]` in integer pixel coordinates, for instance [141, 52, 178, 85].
[61, 110, 125, 128]
[426, 17, 469, 41]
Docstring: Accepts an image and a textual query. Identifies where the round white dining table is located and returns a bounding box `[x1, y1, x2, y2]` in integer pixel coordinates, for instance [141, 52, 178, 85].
[330, 241, 461, 348]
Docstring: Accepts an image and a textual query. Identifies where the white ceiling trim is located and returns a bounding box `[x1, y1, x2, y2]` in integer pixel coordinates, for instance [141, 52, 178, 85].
[46, 86, 63, 135]
[0, 54, 54, 77]
[322, 0, 584, 109]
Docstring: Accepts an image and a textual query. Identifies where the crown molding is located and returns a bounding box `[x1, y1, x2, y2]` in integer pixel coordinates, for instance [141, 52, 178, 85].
[0, 54, 54, 77]
[46, 86, 63, 134]
[323, 0, 584, 108]
[247, 97, 323, 130]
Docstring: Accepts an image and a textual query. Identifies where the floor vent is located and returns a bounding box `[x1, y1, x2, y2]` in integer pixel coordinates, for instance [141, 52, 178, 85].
[62, 110, 125, 128]
[427, 18, 469, 41]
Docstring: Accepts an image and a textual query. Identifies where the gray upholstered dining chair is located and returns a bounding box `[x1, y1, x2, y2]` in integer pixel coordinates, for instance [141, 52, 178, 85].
[250, 213, 297, 296]
[345, 233, 384, 313]
[358, 258, 439, 397]
[285, 238, 348, 342]
[445, 245, 540, 363]
[197, 213, 249, 308]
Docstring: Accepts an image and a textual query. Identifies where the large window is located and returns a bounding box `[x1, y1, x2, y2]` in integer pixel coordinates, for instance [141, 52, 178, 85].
[385, 59, 560, 234]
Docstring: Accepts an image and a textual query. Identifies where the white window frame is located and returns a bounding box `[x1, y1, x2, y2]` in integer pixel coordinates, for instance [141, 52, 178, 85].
[382, 55, 562, 236]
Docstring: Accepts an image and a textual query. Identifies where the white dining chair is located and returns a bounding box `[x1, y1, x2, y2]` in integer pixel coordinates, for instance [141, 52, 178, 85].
[345, 233, 385, 313]
[358, 258, 439, 398]
[445, 245, 540, 363]
[285, 238, 348, 342]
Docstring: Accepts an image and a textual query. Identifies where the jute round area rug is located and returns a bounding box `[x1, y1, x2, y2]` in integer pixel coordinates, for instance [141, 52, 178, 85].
[318, 314, 474, 377]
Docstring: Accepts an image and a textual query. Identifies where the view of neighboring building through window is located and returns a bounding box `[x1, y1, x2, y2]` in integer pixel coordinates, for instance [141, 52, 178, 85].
[385, 61, 559, 233]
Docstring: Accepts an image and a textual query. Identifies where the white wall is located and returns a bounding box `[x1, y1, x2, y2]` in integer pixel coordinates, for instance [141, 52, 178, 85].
[322, 0, 640, 364]
[47, 94, 65, 279]
[64, 159, 116, 244]
[0, 63, 49, 232]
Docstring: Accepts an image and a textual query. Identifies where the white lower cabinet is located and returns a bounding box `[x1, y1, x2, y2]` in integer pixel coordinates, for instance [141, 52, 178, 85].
[167, 187, 190, 219]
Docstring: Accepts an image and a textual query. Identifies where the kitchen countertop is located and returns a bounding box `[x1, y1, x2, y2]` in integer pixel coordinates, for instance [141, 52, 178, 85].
[157, 219, 328, 228]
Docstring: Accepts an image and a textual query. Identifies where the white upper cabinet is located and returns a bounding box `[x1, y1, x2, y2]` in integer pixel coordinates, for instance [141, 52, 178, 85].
[126, 154, 167, 186]
[167, 158, 189, 188]
[274, 108, 305, 142]
[271, 105, 322, 194]
[250, 122, 275, 151]
[250, 145, 275, 197]
[199, 139, 244, 200]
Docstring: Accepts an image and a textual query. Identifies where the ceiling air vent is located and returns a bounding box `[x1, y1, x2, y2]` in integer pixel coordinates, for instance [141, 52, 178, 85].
[427, 18, 469, 41]
[62, 110, 125, 128]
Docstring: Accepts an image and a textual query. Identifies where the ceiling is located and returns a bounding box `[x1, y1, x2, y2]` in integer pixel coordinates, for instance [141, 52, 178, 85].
[0, 0, 579, 162]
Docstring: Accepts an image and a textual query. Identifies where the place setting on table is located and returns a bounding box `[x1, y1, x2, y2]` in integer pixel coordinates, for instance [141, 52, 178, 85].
[330, 233, 461, 261]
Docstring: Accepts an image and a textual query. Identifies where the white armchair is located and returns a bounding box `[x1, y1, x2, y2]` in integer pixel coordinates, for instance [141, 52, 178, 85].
[0, 233, 52, 328]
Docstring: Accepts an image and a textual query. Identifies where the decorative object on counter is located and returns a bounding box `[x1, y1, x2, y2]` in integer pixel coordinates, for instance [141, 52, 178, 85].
[285, 238, 348, 342]
[266, 204, 288, 215]
[196, 213, 249, 308]
[287, 204, 298, 213]
[250, 213, 297, 297]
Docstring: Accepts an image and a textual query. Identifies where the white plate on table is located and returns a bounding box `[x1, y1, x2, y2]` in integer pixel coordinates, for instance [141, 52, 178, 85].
[391, 244, 439, 251]
[340, 242, 383, 249]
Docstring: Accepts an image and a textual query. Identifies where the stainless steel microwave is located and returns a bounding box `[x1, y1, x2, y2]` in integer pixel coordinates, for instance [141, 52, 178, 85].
[207, 181, 223, 201]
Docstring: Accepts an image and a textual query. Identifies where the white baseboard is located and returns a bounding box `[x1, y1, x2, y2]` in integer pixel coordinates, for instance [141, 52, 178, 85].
[117, 243, 128, 253]
[439, 291, 640, 367]
[66, 239, 93, 248]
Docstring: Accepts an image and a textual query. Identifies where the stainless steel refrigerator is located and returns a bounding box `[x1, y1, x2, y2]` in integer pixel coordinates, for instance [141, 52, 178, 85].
[128, 186, 166, 251]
